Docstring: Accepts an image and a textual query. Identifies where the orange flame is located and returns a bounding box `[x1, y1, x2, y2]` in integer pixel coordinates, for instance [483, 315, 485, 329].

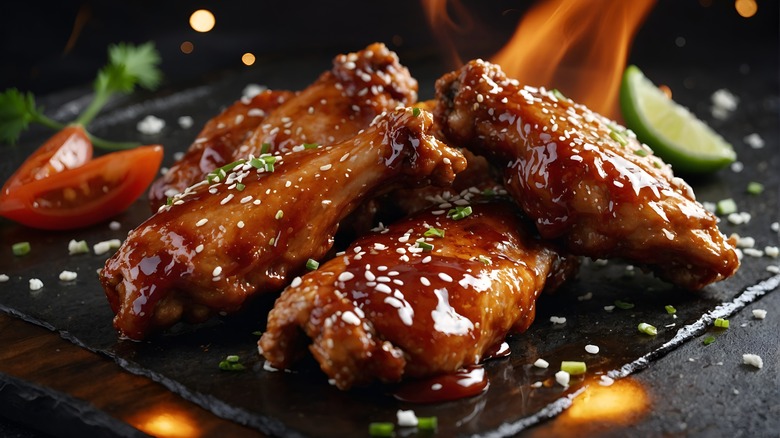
[423, 0, 656, 119]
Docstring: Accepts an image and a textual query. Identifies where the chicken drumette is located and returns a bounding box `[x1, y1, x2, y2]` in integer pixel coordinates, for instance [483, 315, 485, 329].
[259, 195, 577, 389]
[148, 42, 418, 210]
[434, 60, 739, 290]
[100, 108, 466, 340]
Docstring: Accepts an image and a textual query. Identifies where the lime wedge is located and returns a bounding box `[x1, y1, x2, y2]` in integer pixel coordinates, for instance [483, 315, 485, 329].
[620, 65, 736, 173]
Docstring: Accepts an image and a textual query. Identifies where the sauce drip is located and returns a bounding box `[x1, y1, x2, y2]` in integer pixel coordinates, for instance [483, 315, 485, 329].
[392, 365, 488, 403]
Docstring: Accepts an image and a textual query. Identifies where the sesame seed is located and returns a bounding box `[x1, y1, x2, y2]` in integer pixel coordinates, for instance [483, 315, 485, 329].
[422, 256, 432, 264]
[195, 244, 204, 253]
[338, 272, 355, 282]
[291, 277, 302, 288]
[212, 266, 223, 277]
[196, 218, 208, 227]
[438, 272, 453, 282]
[237, 221, 245, 229]
[320, 164, 332, 171]
[221, 194, 234, 205]
[365, 271, 376, 281]
[375, 283, 392, 294]
[341, 311, 361, 326]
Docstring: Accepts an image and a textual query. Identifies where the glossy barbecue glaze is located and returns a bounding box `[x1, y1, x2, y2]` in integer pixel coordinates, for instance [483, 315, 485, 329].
[100, 108, 466, 340]
[435, 60, 739, 290]
[148, 42, 418, 210]
[148, 89, 294, 209]
[259, 196, 577, 390]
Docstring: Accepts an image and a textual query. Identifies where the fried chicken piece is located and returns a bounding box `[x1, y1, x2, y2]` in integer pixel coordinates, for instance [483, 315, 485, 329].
[434, 60, 739, 290]
[100, 108, 466, 340]
[148, 89, 294, 209]
[259, 196, 577, 389]
[148, 42, 418, 210]
[242, 42, 418, 155]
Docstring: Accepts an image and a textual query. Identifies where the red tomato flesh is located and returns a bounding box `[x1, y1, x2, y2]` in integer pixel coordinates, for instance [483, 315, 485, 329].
[1, 125, 93, 194]
[0, 145, 163, 230]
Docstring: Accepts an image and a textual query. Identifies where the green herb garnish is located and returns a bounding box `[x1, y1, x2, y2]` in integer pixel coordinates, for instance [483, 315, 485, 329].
[218, 355, 245, 371]
[560, 361, 587, 375]
[447, 206, 473, 221]
[714, 318, 729, 329]
[638, 322, 657, 336]
[703, 336, 716, 346]
[665, 305, 677, 314]
[0, 42, 162, 149]
[12, 241, 30, 256]
[412, 107, 421, 117]
[423, 227, 445, 238]
[614, 299, 635, 310]
[260, 142, 271, 154]
[303, 143, 319, 149]
[746, 182, 764, 195]
[609, 129, 629, 147]
[368, 422, 394, 437]
[306, 259, 319, 270]
[417, 416, 438, 430]
[415, 241, 434, 252]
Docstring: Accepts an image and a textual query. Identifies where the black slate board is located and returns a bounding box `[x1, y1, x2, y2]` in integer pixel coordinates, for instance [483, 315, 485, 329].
[0, 51, 778, 437]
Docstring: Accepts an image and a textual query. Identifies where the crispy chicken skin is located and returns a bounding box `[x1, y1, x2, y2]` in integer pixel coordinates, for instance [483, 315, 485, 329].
[100, 108, 466, 340]
[148, 42, 418, 210]
[243, 42, 418, 155]
[148, 89, 294, 209]
[434, 59, 739, 290]
[259, 197, 577, 389]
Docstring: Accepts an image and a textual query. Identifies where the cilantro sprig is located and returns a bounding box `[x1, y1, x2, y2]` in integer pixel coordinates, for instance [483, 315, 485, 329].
[0, 41, 162, 150]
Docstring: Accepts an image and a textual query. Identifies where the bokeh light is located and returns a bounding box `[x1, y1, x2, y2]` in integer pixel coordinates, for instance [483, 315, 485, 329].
[735, 0, 757, 18]
[189, 9, 215, 32]
[241, 53, 256, 66]
[180, 41, 194, 54]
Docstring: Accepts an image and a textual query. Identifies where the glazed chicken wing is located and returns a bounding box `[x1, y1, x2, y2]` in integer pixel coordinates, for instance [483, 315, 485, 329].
[148, 42, 418, 210]
[148, 89, 294, 209]
[434, 60, 739, 290]
[259, 196, 577, 389]
[100, 108, 466, 340]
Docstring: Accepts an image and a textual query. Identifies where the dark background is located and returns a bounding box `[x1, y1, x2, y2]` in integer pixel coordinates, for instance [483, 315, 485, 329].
[0, 1, 778, 437]
[1, 1, 777, 97]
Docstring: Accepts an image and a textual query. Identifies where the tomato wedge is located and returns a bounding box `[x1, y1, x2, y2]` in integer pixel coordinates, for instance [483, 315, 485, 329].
[0, 145, 163, 230]
[1, 125, 93, 195]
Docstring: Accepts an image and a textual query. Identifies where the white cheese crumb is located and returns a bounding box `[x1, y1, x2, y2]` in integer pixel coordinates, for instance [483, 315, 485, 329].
[599, 375, 615, 386]
[710, 88, 738, 120]
[736, 236, 755, 248]
[764, 246, 779, 258]
[29, 278, 44, 291]
[585, 344, 600, 354]
[743, 133, 765, 149]
[177, 116, 194, 129]
[59, 270, 78, 281]
[396, 410, 418, 427]
[533, 358, 549, 369]
[767, 265, 780, 274]
[604, 305, 615, 312]
[742, 354, 763, 369]
[730, 161, 744, 173]
[772, 222, 780, 233]
[0, 274, 9, 282]
[742, 248, 764, 258]
[555, 370, 570, 387]
[242, 84, 266, 100]
[577, 292, 593, 301]
[109, 221, 121, 231]
[93, 239, 122, 256]
[550, 316, 567, 324]
[68, 239, 89, 255]
[752, 309, 767, 319]
[136, 115, 165, 135]
[263, 360, 278, 372]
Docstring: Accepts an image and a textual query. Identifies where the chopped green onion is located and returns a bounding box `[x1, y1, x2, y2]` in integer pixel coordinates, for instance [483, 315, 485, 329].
[560, 361, 587, 375]
[207, 159, 246, 182]
[423, 227, 445, 238]
[306, 259, 319, 270]
[665, 305, 677, 314]
[447, 206, 473, 221]
[12, 241, 30, 256]
[303, 143, 319, 149]
[634, 149, 648, 157]
[275, 210, 284, 220]
[703, 336, 716, 346]
[260, 143, 271, 154]
[614, 299, 635, 310]
[716, 198, 737, 215]
[478, 255, 492, 265]
[714, 318, 729, 329]
[252, 330, 263, 336]
[415, 241, 434, 252]
[417, 416, 438, 430]
[653, 160, 663, 169]
[482, 188, 496, 196]
[165, 197, 173, 206]
[550, 88, 567, 100]
[412, 107, 421, 117]
[235, 183, 246, 191]
[746, 182, 764, 195]
[218, 355, 245, 371]
[368, 422, 394, 437]
[638, 322, 657, 336]
[609, 129, 628, 147]
[249, 155, 277, 172]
